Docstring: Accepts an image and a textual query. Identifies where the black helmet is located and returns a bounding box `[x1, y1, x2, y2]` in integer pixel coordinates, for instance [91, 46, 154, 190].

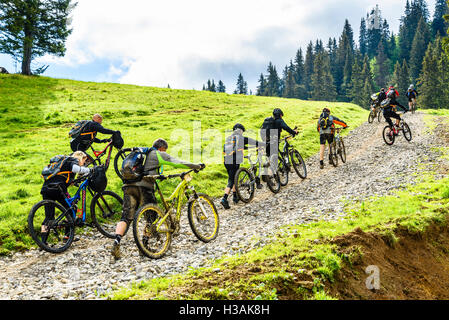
[233, 123, 245, 132]
[322, 107, 330, 114]
[273, 108, 284, 118]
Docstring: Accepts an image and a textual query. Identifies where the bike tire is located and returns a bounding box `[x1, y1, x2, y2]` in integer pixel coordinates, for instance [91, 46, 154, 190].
[187, 193, 219, 243]
[113, 148, 133, 181]
[368, 111, 374, 123]
[234, 167, 255, 203]
[90, 190, 124, 239]
[378, 110, 383, 122]
[382, 126, 395, 145]
[133, 204, 172, 259]
[338, 138, 346, 163]
[28, 200, 75, 253]
[278, 158, 289, 186]
[290, 149, 307, 179]
[402, 122, 412, 142]
[266, 172, 281, 194]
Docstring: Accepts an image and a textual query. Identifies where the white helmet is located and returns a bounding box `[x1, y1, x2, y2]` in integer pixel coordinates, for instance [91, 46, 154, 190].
[409, 84, 414, 90]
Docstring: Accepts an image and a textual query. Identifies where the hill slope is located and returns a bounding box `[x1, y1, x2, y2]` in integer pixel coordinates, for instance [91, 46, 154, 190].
[0, 74, 368, 254]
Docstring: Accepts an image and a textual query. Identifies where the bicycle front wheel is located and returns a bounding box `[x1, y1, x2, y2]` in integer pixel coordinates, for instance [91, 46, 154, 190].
[338, 138, 346, 163]
[368, 110, 375, 123]
[402, 122, 412, 142]
[290, 149, 307, 179]
[329, 143, 338, 167]
[133, 204, 172, 259]
[90, 191, 124, 238]
[278, 158, 289, 186]
[382, 126, 395, 145]
[378, 109, 383, 122]
[234, 167, 255, 203]
[28, 200, 75, 253]
[114, 148, 133, 181]
[188, 193, 219, 242]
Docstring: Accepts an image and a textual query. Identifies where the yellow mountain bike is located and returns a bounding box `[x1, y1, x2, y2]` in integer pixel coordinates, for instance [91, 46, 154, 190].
[132, 168, 219, 259]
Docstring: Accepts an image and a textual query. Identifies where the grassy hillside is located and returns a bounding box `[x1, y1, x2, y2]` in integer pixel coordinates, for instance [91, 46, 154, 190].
[0, 74, 368, 254]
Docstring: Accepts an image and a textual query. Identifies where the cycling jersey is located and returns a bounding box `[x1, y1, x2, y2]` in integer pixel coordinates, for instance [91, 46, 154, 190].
[406, 89, 419, 101]
[70, 121, 116, 152]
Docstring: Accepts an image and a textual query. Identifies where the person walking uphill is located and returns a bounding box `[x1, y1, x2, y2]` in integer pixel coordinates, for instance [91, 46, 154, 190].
[70, 114, 119, 153]
[110, 138, 204, 261]
[317, 108, 348, 169]
[221, 123, 262, 210]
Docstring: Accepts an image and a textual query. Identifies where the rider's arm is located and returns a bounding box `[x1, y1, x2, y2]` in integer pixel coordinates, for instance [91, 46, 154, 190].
[71, 164, 90, 175]
[279, 119, 297, 135]
[332, 117, 348, 128]
[243, 136, 260, 149]
[156, 151, 202, 170]
[91, 122, 116, 135]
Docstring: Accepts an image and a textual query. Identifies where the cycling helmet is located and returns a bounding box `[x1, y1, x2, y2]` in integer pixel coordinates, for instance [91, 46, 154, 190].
[387, 90, 396, 99]
[273, 108, 284, 118]
[322, 107, 330, 114]
[233, 123, 245, 132]
[380, 88, 385, 92]
[409, 84, 414, 90]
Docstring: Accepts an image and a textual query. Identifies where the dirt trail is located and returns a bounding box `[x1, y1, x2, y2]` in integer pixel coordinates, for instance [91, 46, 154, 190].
[0, 112, 445, 300]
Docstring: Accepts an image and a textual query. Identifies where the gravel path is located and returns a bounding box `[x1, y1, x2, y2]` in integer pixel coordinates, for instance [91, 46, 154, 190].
[0, 112, 446, 300]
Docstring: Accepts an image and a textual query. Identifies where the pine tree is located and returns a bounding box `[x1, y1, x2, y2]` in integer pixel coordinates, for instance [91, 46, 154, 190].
[374, 40, 391, 88]
[410, 17, 431, 81]
[348, 53, 364, 106]
[392, 59, 411, 106]
[256, 73, 267, 96]
[0, 0, 77, 75]
[283, 69, 296, 98]
[431, 0, 449, 38]
[311, 51, 336, 101]
[234, 73, 248, 95]
[361, 55, 375, 107]
[217, 80, 226, 93]
[303, 42, 314, 97]
[293, 48, 304, 86]
[359, 18, 368, 56]
[265, 62, 280, 96]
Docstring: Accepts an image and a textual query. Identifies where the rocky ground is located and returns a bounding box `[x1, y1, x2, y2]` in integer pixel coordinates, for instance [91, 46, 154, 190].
[0, 112, 445, 300]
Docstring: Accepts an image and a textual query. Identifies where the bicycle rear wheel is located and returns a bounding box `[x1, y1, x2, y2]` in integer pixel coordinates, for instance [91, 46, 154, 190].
[113, 148, 133, 181]
[188, 193, 219, 242]
[368, 110, 375, 123]
[382, 126, 395, 145]
[266, 172, 281, 193]
[338, 138, 346, 163]
[402, 122, 412, 142]
[329, 143, 338, 167]
[90, 191, 124, 238]
[290, 149, 307, 179]
[234, 167, 255, 203]
[378, 109, 383, 122]
[28, 200, 75, 253]
[133, 204, 172, 259]
[278, 157, 289, 186]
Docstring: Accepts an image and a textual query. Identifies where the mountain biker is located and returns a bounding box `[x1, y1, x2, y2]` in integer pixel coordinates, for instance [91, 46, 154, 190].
[406, 85, 419, 111]
[371, 88, 386, 111]
[383, 86, 408, 135]
[221, 123, 262, 210]
[70, 114, 119, 152]
[110, 138, 204, 261]
[261, 108, 298, 159]
[317, 108, 348, 169]
[40, 151, 91, 244]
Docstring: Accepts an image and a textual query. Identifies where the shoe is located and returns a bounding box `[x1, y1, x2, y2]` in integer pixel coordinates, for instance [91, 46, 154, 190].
[255, 177, 263, 189]
[320, 163, 324, 169]
[111, 242, 121, 260]
[63, 236, 80, 243]
[220, 198, 230, 210]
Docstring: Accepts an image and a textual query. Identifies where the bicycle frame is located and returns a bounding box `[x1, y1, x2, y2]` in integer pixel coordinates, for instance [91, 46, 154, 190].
[64, 179, 91, 221]
[90, 141, 114, 168]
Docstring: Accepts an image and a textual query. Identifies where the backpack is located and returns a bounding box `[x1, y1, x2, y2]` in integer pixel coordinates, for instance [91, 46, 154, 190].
[69, 120, 90, 140]
[260, 117, 277, 141]
[41, 155, 70, 181]
[89, 166, 107, 193]
[319, 112, 332, 130]
[120, 147, 151, 181]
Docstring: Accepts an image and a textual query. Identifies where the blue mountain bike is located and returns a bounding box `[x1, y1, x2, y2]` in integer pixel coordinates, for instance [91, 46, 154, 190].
[28, 173, 123, 253]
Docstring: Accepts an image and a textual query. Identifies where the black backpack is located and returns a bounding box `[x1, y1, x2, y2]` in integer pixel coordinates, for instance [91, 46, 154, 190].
[260, 117, 276, 142]
[69, 120, 89, 140]
[120, 147, 152, 181]
[41, 155, 70, 181]
[89, 166, 107, 193]
[319, 112, 332, 130]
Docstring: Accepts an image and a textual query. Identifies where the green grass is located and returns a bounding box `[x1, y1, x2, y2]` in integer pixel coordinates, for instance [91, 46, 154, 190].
[108, 171, 449, 300]
[0, 74, 369, 254]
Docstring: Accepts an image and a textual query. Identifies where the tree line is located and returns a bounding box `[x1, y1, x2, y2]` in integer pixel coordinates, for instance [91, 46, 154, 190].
[205, 0, 449, 110]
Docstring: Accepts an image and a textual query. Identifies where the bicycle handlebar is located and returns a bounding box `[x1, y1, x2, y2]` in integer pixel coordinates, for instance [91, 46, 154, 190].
[144, 167, 204, 181]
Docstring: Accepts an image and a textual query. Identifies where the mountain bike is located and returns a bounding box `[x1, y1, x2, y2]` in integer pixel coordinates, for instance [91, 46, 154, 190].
[382, 112, 412, 146]
[279, 129, 307, 181]
[234, 147, 281, 203]
[368, 105, 383, 123]
[409, 98, 417, 114]
[132, 167, 219, 259]
[83, 131, 124, 173]
[329, 127, 347, 167]
[28, 170, 123, 253]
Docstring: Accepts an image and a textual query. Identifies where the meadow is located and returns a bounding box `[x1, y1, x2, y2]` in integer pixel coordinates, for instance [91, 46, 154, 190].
[0, 74, 368, 254]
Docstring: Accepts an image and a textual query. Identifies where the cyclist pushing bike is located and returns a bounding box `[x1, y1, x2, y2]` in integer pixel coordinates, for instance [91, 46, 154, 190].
[40, 151, 91, 244]
[317, 108, 348, 169]
[405, 84, 419, 113]
[383, 86, 409, 136]
[221, 123, 262, 210]
[70, 114, 120, 153]
[110, 138, 204, 261]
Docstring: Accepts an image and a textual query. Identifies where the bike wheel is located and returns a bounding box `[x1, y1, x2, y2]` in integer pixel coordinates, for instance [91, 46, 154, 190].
[234, 167, 255, 203]
[90, 191, 124, 238]
[402, 122, 412, 142]
[382, 126, 395, 145]
[338, 138, 346, 163]
[114, 148, 133, 180]
[368, 110, 374, 123]
[188, 193, 219, 243]
[28, 200, 75, 253]
[266, 172, 281, 193]
[133, 204, 172, 259]
[329, 143, 338, 167]
[290, 149, 307, 179]
[378, 110, 383, 122]
[278, 158, 289, 186]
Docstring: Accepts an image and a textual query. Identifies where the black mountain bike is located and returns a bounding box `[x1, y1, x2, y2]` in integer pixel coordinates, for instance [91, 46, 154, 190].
[382, 112, 412, 145]
[329, 127, 347, 167]
[277, 129, 307, 187]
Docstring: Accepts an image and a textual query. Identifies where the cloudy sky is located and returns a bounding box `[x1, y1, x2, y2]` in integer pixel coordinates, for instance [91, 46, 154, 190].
[0, 0, 437, 93]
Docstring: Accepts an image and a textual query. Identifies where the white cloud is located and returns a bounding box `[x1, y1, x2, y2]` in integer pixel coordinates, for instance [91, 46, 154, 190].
[36, 0, 436, 91]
